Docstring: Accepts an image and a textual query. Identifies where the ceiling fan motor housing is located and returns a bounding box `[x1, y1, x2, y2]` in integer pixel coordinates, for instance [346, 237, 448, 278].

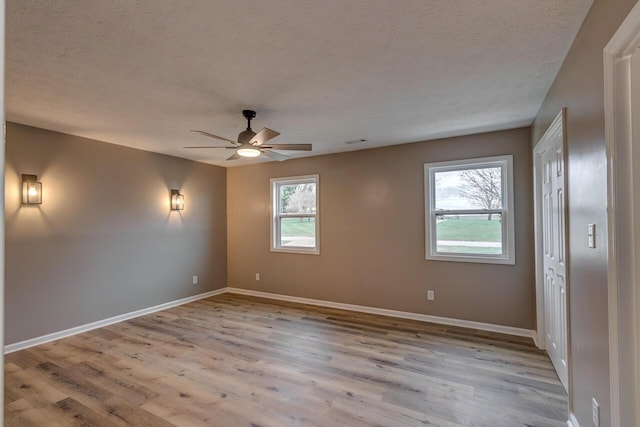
[238, 129, 257, 143]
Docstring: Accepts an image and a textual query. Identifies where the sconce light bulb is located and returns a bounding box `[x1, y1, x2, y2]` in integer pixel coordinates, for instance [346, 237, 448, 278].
[170, 190, 184, 211]
[22, 175, 43, 205]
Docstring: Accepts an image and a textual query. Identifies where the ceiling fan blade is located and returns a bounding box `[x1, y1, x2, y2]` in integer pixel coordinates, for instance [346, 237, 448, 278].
[261, 150, 289, 162]
[250, 128, 280, 146]
[190, 130, 237, 145]
[260, 144, 312, 151]
[183, 146, 236, 149]
[226, 153, 241, 161]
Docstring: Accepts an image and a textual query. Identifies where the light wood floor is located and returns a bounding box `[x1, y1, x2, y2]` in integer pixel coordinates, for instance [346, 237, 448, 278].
[5, 293, 567, 427]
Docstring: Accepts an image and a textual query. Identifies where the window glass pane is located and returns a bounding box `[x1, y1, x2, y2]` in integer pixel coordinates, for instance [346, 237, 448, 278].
[435, 167, 502, 210]
[279, 183, 317, 214]
[435, 213, 503, 255]
[279, 217, 316, 248]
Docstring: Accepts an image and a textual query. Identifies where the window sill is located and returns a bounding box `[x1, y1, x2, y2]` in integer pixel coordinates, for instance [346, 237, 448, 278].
[426, 253, 515, 265]
[271, 247, 320, 255]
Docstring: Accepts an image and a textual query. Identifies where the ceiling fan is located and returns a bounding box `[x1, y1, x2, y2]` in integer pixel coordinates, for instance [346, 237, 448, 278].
[185, 110, 312, 161]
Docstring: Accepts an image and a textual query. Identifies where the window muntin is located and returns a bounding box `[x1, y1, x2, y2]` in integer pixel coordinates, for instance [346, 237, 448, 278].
[424, 156, 515, 264]
[271, 175, 319, 254]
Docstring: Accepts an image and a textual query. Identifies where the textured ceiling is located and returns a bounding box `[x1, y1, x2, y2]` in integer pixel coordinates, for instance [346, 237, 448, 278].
[7, 0, 593, 166]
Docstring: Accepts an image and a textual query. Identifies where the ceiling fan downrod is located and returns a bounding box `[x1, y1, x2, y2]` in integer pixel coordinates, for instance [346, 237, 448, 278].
[242, 109, 257, 130]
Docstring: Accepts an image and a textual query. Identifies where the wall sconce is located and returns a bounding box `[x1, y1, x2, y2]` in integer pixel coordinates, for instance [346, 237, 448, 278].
[170, 189, 184, 211]
[22, 174, 42, 205]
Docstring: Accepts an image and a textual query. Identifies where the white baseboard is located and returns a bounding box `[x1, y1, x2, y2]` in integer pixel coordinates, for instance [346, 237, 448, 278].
[532, 332, 543, 349]
[226, 287, 536, 339]
[567, 412, 580, 427]
[4, 288, 227, 354]
[4, 286, 536, 354]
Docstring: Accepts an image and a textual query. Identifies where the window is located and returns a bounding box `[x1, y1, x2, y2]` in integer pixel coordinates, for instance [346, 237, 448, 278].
[271, 175, 319, 254]
[424, 155, 515, 264]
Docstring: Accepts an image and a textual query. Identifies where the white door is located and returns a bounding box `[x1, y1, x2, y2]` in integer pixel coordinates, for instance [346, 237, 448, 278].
[540, 129, 569, 391]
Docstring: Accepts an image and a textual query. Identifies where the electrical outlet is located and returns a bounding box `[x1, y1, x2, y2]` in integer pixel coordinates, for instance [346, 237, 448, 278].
[255, 273, 260, 281]
[192, 275, 198, 285]
[592, 398, 599, 427]
[427, 290, 435, 301]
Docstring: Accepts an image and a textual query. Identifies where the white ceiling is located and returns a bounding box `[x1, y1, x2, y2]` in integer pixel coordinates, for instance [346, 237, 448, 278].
[7, 0, 593, 167]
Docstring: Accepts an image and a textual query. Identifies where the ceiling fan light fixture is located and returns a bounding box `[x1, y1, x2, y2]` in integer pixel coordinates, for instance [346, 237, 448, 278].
[237, 144, 261, 157]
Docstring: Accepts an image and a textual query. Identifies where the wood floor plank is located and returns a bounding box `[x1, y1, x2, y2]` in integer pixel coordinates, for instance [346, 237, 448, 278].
[5, 293, 568, 426]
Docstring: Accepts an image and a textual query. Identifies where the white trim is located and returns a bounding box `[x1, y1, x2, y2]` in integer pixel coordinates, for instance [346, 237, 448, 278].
[269, 247, 320, 255]
[567, 412, 580, 427]
[533, 131, 545, 351]
[270, 174, 320, 255]
[226, 287, 536, 339]
[604, 3, 640, 426]
[4, 288, 227, 354]
[532, 333, 539, 349]
[0, 0, 6, 423]
[423, 155, 516, 265]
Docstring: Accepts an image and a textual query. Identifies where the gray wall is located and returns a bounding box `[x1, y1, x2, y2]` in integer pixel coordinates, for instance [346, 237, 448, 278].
[5, 123, 227, 344]
[532, 0, 637, 425]
[228, 127, 535, 329]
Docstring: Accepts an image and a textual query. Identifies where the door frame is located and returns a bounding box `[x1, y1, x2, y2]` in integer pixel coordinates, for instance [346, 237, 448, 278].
[604, 2, 640, 426]
[0, 0, 6, 427]
[0, 0, 6, 425]
[532, 109, 571, 393]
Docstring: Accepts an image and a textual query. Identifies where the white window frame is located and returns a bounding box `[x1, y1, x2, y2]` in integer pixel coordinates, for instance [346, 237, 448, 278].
[270, 174, 320, 255]
[424, 155, 515, 265]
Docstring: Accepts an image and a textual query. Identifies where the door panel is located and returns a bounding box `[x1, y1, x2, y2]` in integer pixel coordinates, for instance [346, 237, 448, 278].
[541, 133, 568, 391]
